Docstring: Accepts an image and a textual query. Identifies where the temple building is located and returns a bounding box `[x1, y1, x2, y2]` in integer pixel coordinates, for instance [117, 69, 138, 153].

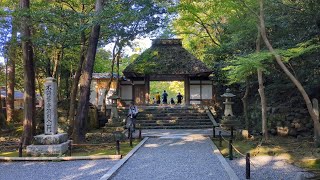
[90, 39, 215, 107]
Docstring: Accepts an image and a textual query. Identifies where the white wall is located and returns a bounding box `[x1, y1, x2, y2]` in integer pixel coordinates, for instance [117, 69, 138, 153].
[120, 85, 132, 100]
[201, 85, 212, 99]
[190, 85, 200, 99]
[89, 81, 97, 105]
[120, 85, 132, 105]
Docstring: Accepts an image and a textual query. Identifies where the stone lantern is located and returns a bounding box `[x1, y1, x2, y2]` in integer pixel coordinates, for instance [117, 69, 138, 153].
[220, 88, 240, 129]
[108, 93, 120, 124]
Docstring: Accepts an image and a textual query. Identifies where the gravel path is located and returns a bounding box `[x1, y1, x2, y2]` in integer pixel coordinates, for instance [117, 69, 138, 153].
[111, 135, 235, 180]
[139, 128, 230, 138]
[0, 159, 118, 180]
[228, 155, 311, 180]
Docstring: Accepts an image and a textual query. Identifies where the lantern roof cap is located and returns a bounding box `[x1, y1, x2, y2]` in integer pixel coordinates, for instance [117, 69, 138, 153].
[221, 88, 236, 98]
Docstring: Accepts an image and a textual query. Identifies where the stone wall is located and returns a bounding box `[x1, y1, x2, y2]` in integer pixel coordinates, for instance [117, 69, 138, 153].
[268, 107, 313, 138]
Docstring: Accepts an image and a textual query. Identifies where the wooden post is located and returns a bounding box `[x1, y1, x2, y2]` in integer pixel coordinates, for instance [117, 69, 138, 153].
[213, 126, 216, 138]
[68, 141, 72, 156]
[145, 76, 150, 105]
[130, 132, 133, 147]
[128, 128, 131, 139]
[116, 140, 120, 155]
[139, 128, 142, 140]
[184, 76, 190, 105]
[219, 131, 222, 147]
[231, 126, 234, 140]
[246, 153, 250, 179]
[229, 139, 233, 160]
[18, 142, 22, 157]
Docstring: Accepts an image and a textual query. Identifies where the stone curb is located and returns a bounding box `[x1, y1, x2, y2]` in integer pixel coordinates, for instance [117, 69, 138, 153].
[0, 155, 122, 161]
[100, 137, 149, 180]
[207, 138, 240, 180]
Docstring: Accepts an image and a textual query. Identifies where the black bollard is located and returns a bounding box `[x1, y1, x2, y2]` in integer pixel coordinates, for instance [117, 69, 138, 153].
[246, 153, 250, 179]
[130, 132, 133, 147]
[219, 131, 222, 147]
[213, 126, 216, 138]
[68, 141, 72, 156]
[128, 128, 131, 139]
[229, 139, 233, 160]
[116, 140, 120, 155]
[139, 129, 142, 140]
[18, 142, 22, 157]
[231, 126, 234, 140]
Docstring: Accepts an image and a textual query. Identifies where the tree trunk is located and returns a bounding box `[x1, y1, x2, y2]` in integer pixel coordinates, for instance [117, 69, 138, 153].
[68, 29, 86, 135]
[255, 24, 268, 141]
[0, 88, 5, 128]
[6, 21, 17, 124]
[241, 78, 250, 131]
[259, 0, 319, 145]
[73, 0, 103, 143]
[257, 69, 268, 140]
[101, 41, 118, 114]
[20, 0, 36, 146]
[116, 52, 120, 95]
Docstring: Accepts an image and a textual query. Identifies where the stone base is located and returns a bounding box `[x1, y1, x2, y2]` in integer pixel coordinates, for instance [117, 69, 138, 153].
[26, 140, 71, 156]
[220, 116, 240, 129]
[34, 133, 68, 145]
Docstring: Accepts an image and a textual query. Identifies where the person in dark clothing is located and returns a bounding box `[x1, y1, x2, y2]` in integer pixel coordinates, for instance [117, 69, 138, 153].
[170, 98, 175, 104]
[177, 92, 183, 104]
[162, 90, 168, 104]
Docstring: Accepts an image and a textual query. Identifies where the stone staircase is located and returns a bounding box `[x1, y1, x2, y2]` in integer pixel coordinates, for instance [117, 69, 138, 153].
[126, 106, 213, 129]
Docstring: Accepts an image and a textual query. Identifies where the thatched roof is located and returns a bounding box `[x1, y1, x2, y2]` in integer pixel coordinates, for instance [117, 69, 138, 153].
[123, 39, 212, 78]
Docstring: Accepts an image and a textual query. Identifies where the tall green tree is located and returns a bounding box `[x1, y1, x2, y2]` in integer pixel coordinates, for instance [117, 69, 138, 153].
[73, 0, 103, 143]
[257, 0, 320, 146]
[20, 0, 36, 146]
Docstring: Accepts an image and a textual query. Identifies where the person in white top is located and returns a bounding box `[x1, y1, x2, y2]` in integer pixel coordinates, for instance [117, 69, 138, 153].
[128, 101, 138, 130]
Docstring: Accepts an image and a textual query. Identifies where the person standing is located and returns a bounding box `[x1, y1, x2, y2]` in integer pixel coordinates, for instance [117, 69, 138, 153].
[155, 92, 161, 104]
[162, 90, 168, 104]
[128, 102, 138, 130]
[177, 92, 183, 104]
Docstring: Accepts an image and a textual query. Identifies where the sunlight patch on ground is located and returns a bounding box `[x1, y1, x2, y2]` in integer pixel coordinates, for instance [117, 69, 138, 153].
[79, 161, 97, 170]
[145, 144, 160, 148]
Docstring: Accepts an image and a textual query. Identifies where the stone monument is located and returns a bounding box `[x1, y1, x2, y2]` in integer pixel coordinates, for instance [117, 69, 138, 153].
[27, 77, 70, 156]
[220, 88, 240, 129]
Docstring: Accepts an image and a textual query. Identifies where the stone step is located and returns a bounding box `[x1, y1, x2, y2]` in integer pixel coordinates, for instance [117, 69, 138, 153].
[137, 115, 209, 118]
[139, 110, 206, 113]
[139, 125, 213, 129]
[137, 123, 213, 127]
[136, 119, 212, 123]
[120, 105, 212, 129]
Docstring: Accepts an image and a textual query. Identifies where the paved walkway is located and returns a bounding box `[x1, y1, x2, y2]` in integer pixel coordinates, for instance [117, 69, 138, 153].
[0, 159, 118, 180]
[109, 134, 238, 180]
[129, 128, 230, 139]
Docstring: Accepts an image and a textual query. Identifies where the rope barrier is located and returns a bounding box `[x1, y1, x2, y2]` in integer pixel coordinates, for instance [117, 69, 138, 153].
[219, 132, 264, 169]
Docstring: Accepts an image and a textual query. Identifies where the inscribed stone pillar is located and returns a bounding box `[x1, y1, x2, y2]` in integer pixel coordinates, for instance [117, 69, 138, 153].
[44, 77, 58, 135]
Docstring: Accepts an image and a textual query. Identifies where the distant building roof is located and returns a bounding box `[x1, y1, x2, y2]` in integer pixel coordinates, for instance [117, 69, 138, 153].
[123, 39, 212, 78]
[92, 73, 120, 79]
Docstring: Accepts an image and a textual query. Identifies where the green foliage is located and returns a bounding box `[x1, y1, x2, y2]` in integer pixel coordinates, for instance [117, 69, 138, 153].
[0, 63, 5, 86]
[150, 81, 184, 101]
[93, 48, 112, 73]
[223, 51, 273, 84]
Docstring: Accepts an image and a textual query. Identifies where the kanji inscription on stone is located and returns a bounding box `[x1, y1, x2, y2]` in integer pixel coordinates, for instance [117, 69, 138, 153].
[44, 77, 58, 135]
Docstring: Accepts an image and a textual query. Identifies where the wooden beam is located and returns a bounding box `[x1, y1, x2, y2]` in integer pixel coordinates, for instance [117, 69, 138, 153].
[184, 76, 190, 105]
